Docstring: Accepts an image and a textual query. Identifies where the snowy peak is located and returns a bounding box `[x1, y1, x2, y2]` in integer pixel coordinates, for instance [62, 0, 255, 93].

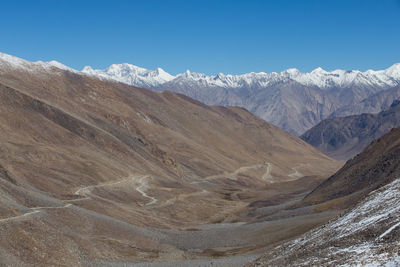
[82, 65, 94, 72]
[1, 51, 399, 90]
[0, 52, 30, 69]
[0, 52, 77, 74]
[385, 63, 400, 80]
[282, 68, 301, 77]
[311, 67, 327, 74]
[43, 60, 78, 73]
[82, 62, 400, 90]
[81, 63, 175, 87]
[283, 65, 400, 88]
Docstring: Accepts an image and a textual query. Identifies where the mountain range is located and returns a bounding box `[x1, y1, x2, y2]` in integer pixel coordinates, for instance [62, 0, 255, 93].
[82, 62, 400, 135]
[4, 51, 399, 136]
[0, 52, 341, 265]
[301, 98, 400, 160]
[2, 51, 400, 266]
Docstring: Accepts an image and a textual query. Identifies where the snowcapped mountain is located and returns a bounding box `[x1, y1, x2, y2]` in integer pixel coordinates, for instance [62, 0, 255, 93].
[2, 52, 400, 135]
[82, 63, 400, 90]
[0, 52, 77, 73]
[82, 64, 175, 88]
[83, 62, 400, 135]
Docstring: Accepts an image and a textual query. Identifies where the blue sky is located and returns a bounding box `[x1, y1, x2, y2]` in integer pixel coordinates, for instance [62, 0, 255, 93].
[1, 0, 399, 74]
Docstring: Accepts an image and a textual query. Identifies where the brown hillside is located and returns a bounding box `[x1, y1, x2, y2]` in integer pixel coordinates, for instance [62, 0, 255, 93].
[303, 126, 400, 207]
[0, 55, 340, 265]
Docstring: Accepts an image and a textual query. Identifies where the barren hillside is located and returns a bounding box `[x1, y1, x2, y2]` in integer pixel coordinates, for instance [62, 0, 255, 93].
[0, 53, 340, 265]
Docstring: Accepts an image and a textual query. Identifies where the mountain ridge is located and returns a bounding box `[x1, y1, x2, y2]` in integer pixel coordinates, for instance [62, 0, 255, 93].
[81, 59, 400, 135]
[302, 126, 400, 207]
[81, 61, 400, 90]
[3, 51, 400, 135]
[301, 97, 400, 160]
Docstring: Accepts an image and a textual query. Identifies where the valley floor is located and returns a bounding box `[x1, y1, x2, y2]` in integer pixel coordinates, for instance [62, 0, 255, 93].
[78, 209, 338, 266]
[0, 173, 340, 266]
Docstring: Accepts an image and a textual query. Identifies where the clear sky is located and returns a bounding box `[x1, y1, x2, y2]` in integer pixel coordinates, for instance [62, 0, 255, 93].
[1, 0, 399, 75]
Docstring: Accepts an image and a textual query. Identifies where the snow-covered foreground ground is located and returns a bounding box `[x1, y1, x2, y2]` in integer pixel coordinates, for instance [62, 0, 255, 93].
[250, 178, 400, 266]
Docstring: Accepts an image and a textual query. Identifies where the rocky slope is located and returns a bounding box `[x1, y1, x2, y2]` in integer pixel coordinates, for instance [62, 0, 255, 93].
[302, 126, 400, 209]
[249, 177, 400, 266]
[249, 125, 400, 266]
[301, 98, 400, 160]
[0, 52, 340, 265]
[83, 62, 400, 135]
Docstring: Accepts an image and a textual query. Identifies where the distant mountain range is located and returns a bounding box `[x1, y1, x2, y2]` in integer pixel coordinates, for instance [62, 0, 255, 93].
[4, 49, 400, 136]
[301, 98, 400, 160]
[83, 62, 400, 135]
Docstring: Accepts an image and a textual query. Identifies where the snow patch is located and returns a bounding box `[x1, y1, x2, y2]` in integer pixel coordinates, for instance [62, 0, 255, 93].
[257, 178, 400, 266]
[0, 52, 78, 74]
[378, 221, 400, 239]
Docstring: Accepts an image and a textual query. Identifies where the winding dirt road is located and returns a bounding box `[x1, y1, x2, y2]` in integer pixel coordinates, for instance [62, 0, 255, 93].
[74, 174, 158, 206]
[0, 204, 74, 223]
